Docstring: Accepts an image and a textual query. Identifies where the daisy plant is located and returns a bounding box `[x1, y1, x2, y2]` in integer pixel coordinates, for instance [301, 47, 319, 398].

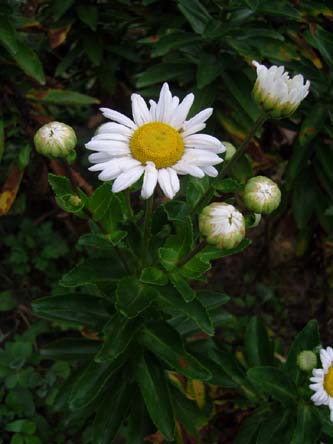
[32, 63, 320, 443]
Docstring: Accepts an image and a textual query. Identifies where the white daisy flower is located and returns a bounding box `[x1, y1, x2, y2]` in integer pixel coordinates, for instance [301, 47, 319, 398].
[199, 203, 245, 250]
[310, 346, 333, 422]
[252, 60, 310, 118]
[86, 83, 225, 200]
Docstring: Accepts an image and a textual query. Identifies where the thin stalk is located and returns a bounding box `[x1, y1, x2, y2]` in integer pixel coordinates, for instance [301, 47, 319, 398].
[191, 113, 267, 214]
[124, 189, 134, 217]
[59, 159, 132, 274]
[141, 195, 154, 267]
[177, 241, 207, 268]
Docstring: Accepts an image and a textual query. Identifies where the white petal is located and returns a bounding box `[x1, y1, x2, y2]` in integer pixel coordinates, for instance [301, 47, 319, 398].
[158, 168, 177, 199]
[183, 108, 213, 132]
[170, 93, 194, 129]
[201, 165, 218, 177]
[184, 134, 225, 154]
[149, 100, 157, 121]
[85, 141, 130, 156]
[91, 133, 130, 143]
[182, 148, 222, 167]
[181, 123, 207, 137]
[131, 94, 151, 126]
[100, 107, 137, 129]
[156, 83, 173, 123]
[112, 165, 144, 193]
[168, 168, 180, 196]
[173, 161, 205, 178]
[96, 122, 133, 137]
[88, 152, 112, 164]
[141, 162, 158, 199]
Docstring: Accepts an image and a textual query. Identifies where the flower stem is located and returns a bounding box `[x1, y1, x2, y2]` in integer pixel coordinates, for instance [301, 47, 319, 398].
[59, 159, 132, 274]
[177, 241, 207, 268]
[141, 195, 154, 267]
[191, 113, 268, 214]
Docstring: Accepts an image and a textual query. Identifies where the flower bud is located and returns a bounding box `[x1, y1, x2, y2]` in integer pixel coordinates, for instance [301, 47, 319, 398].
[252, 61, 310, 118]
[243, 176, 281, 214]
[297, 350, 317, 372]
[223, 141, 236, 161]
[34, 121, 77, 159]
[199, 203, 245, 250]
[68, 195, 82, 207]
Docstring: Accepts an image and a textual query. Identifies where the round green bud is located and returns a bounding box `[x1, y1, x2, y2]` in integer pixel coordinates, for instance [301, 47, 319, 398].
[34, 121, 77, 159]
[223, 141, 237, 161]
[69, 195, 82, 207]
[243, 176, 281, 215]
[199, 203, 245, 250]
[297, 350, 317, 372]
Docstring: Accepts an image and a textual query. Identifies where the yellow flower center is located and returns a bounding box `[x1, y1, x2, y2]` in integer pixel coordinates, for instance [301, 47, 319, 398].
[324, 366, 333, 397]
[130, 122, 184, 169]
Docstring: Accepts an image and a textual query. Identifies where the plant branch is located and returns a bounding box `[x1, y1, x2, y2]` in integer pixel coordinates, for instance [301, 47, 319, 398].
[177, 241, 207, 268]
[141, 195, 154, 267]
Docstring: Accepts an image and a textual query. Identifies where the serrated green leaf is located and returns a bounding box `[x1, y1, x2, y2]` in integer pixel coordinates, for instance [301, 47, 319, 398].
[32, 294, 108, 329]
[88, 183, 113, 221]
[92, 378, 133, 444]
[41, 338, 100, 361]
[27, 89, 99, 105]
[135, 355, 175, 440]
[76, 4, 98, 31]
[140, 267, 168, 286]
[247, 366, 297, 403]
[285, 320, 320, 382]
[69, 357, 124, 410]
[141, 323, 211, 380]
[156, 287, 214, 335]
[95, 313, 142, 363]
[244, 317, 273, 367]
[0, 16, 18, 55]
[60, 258, 125, 287]
[116, 277, 159, 318]
[291, 404, 321, 444]
[0, 291, 16, 311]
[12, 41, 45, 84]
[5, 419, 36, 434]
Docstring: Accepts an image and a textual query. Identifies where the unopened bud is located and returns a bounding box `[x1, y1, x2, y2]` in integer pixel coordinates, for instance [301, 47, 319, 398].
[34, 121, 77, 159]
[243, 176, 281, 214]
[69, 195, 82, 207]
[252, 61, 310, 118]
[297, 350, 317, 372]
[223, 142, 236, 161]
[199, 203, 245, 250]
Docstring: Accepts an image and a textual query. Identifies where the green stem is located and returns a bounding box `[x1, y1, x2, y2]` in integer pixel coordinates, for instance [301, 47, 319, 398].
[191, 113, 268, 214]
[124, 189, 133, 217]
[141, 195, 154, 267]
[177, 241, 207, 268]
